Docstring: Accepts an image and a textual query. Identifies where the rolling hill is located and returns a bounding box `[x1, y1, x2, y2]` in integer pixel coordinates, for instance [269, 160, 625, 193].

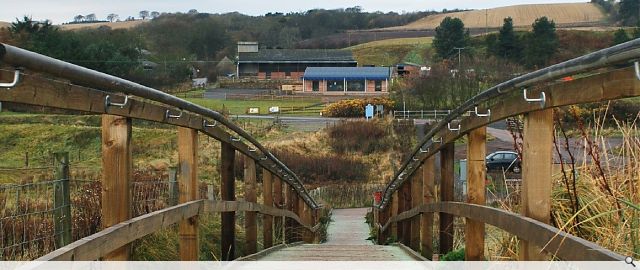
[60, 20, 147, 30]
[0, 21, 10, 29]
[382, 3, 606, 30]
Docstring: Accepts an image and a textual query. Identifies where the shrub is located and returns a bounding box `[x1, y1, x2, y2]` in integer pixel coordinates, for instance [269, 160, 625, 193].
[440, 248, 465, 261]
[321, 97, 395, 118]
[327, 120, 391, 154]
[272, 150, 368, 183]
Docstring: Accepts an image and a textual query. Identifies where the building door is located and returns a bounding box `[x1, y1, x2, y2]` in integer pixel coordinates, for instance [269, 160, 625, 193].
[312, 81, 319, 92]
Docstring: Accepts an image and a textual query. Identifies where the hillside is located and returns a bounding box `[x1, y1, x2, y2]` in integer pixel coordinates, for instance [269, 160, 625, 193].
[0, 21, 10, 29]
[349, 37, 432, 66]
[60, 20, 147, 30]
[382, 3, 606, 30]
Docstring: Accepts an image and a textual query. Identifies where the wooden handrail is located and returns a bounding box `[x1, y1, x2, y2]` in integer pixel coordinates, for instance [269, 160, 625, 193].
[0, 73, 318, 208]
[379, 66, 640, 208]
[378, 202, 624, 261]
[36, 200, 320, 261]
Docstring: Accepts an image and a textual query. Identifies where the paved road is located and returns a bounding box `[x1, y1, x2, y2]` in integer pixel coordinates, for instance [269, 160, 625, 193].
[234, 114, 346, 132]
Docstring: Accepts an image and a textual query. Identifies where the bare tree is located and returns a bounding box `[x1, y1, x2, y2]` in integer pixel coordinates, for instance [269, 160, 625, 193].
[106, 13, 119, 22]
[150, 11, 160, 19]
[139, 10, 149, 20]
[73, 15, 84, 23]
[85, 13, 97, 22]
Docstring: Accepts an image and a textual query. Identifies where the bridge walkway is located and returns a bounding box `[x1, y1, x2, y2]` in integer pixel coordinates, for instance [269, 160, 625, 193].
[256, 208, 419, 261]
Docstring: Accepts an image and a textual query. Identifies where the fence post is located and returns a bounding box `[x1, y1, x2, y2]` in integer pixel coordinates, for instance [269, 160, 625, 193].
[410, 167, 422, 251]
[221, 141, 236, 260]
[178, 127, 199, 261]
[519, 109, 553, 261]
[465, 127, 486, 261]
[421, 155, 436, 259]
[169, 167, 178, 205]
[273, 176, 284, 244]
[101, 115, 132, 260]
[244, 155, 258, 255]
[439, 142, 455, 255]
[53, 152, 71, 248]
[263, 168, 274, 248]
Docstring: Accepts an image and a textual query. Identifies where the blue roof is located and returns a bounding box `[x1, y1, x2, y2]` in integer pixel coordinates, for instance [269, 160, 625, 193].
[302, 67, 390, 81]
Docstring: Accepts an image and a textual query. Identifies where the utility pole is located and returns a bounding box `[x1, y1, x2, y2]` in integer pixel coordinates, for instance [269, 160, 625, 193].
[453, 47, 467, 71]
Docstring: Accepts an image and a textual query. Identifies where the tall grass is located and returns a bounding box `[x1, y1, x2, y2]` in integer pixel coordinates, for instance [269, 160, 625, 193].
[490, 104, 640, 260]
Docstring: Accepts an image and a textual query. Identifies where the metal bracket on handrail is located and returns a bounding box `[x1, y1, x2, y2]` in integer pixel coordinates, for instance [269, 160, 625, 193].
[249, 148, 257, 152]
[523, 88, 546, 108]
[448, 122, 461, 132]
[412, 157, 419, 162]
[635, 62, 640, 81]
[474, 106, 491, 117]
[230, 136, 241, 142]
[420, 147, 429, 153]
[104, 95, 129, 109]
[203, 119, 217, 128]
[432, 137, 442, 143]
[260, 156, 268, 161]
[0, 69, 21, 89]
[165, 109, 183, 119]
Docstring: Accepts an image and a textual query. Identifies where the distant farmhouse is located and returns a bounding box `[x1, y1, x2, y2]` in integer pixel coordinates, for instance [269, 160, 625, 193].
[236, 42, 357, 80]
[301, 67, 390, 94]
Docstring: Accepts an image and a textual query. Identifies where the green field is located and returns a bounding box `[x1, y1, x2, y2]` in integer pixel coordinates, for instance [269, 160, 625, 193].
[348, 37, 432, 66]
[186, 98, 325, 116]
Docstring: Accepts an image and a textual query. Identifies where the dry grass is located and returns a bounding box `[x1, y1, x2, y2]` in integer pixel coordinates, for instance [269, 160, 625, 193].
[0, 21, 10, 29]
[59, 20, 148, 31]
[383, 3, 605, 30]
[347, 37, 433, 50]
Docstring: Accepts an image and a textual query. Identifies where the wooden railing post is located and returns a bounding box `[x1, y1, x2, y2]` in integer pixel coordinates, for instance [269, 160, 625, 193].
[439, 142, 455, 255]
[273, 176, 284, 244]
[410, 167, 422, 251]
[178, 127, 199, 261]
[262, 168, 274, 248]
[101, 115, 132, 260]
[244, 155, 257, 255]
[53, 152, 71, 248]
[465, 127, 486, 261]
[391, 192, 399, 240]
[221, 141, 236, 260]
[284, 183, 294, 243]
[299, 199, 313, 243]
[520, 108, 553, 261]
[421, 155, 436, 259]
[292, 189, 301, 242]
[401, 182, 412, 246]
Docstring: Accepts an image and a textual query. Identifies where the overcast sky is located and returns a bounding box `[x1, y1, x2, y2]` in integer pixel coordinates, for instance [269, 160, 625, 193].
[2, 0, 588, 24]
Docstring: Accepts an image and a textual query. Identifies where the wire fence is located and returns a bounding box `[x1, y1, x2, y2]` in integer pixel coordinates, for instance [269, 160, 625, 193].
[0, 157, 196, 260]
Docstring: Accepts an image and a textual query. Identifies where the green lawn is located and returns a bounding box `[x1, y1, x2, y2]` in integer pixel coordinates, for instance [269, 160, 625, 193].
[186, 98, 324, 116]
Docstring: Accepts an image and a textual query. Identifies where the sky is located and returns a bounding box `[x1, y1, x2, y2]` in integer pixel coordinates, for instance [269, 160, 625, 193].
[1, 0, 589, 24]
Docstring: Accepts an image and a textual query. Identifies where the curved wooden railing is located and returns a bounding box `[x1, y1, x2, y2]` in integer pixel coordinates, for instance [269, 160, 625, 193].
[0, 43, 323, 261]
[374, 39, 640, 261]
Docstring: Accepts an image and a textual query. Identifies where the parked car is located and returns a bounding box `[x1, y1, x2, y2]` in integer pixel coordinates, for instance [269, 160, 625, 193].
[486, 151, 521, 173]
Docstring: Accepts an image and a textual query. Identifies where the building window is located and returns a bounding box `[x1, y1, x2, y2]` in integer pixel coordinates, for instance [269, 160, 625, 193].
[347, 80, 365, 92]
[375, 80, 382, 91]
[312, 81, 319, 91]
[327, 80, 344, 91]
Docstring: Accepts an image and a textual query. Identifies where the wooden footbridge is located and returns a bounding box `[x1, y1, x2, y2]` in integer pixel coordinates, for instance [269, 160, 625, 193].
[0, 40, 639, 261]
